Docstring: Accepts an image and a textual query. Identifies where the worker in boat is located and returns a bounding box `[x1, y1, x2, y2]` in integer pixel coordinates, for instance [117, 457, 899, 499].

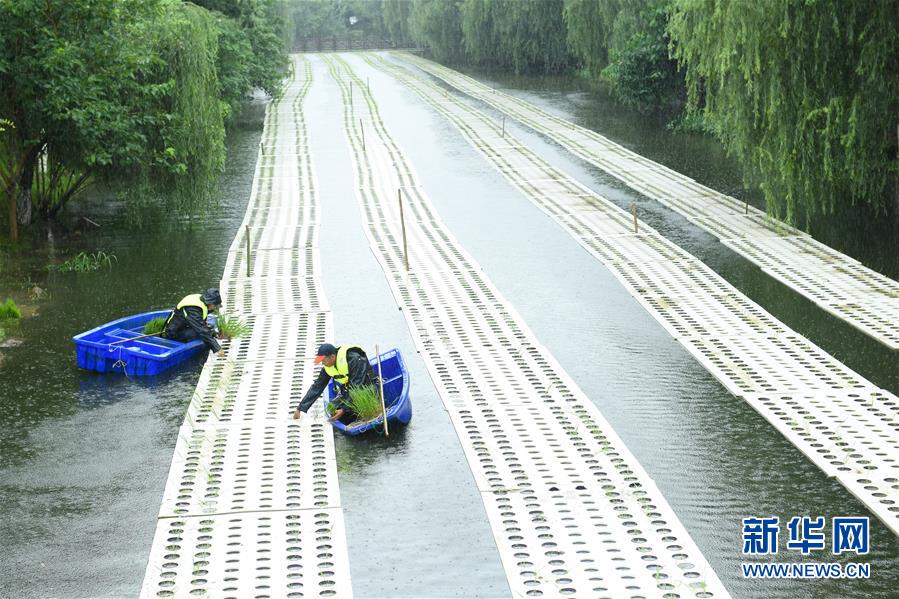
[163, 288, 225, 357]
[293, 343, 377, 422]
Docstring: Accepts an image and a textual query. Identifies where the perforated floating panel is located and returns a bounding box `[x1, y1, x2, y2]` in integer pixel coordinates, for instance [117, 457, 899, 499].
[325, 53, 730, 597]
[221, 276, 329, 313]
[157, 421, 340, 517]
[141, 509, 351, 599]
[366, 52, 899, 538]
[223, 247, 321, 282]
[187, 359, 320, 424]
[399, 52, 899, 351]
[219, 312, 331, 362]
[143, 54, 352, 599]
[742, 390, 899, 535]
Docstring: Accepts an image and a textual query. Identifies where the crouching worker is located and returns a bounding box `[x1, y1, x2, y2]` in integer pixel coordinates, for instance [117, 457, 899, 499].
[163, 288, 224, 357]
[293, 343, 376, 422]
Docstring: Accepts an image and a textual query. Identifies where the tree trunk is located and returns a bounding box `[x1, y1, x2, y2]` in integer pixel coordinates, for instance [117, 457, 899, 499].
[15, 145, 40, 229]
[6, 185, 16, 241]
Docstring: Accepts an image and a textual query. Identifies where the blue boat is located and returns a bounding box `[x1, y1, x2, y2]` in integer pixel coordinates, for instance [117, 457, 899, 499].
[73, 310, 205, 376]
[325, 347, 412, 435]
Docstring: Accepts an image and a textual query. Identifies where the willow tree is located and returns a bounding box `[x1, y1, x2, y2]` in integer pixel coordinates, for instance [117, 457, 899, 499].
[669, 0, 899, 223]
[563, 0, 650, 77]
[136, 2, 226, 220]
[409, 0, 464, 63]
[460, 0, 498, 67]
[383, 0, 413, 46]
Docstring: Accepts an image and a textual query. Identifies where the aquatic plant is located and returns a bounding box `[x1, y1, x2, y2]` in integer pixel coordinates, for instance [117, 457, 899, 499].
[216, 314, 249, 339]
[346, 384, 384, 422]
[47, 251, 117, 273]
[0, 298, 21, 320]
[142, 316, 168, 335]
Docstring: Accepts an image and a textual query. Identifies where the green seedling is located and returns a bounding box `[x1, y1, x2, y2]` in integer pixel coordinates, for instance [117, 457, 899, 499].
[0, 298, 21, 320]
[142, 316, 167, 335]
[215, 314, 249, 339]
[48, 251, 117, 273]
[346, 384, 383, 422]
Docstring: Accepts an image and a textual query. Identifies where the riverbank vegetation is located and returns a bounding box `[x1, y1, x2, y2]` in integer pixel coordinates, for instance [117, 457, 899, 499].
[0, 0, 289, 242]
[398, 0, 897, 226]
[46, 251, 117, 273]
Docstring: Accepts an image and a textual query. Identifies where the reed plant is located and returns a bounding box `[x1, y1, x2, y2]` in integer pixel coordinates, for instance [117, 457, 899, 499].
[216, 314, 249, 339]
[142, 316, 168, 335]
[346, 384, 383, 422]
[0, 298, 21, 320]
[48, 251, 117, 273]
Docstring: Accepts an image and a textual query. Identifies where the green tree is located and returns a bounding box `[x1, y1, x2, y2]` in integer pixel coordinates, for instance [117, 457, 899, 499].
[601, 1, 683, 115]
[383, 0, 413, 46]
[142, 2, 226, 218]
[409, 0, 464, 63]
[0, 0, 169, 239]
[194, 0, 289, 99]
[492, 0, 569, 74]
[669, 0, 899, 222]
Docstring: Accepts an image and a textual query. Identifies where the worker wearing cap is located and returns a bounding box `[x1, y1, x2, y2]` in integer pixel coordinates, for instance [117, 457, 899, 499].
[163, 288, 224, 357]
[293, 343, 376, 421]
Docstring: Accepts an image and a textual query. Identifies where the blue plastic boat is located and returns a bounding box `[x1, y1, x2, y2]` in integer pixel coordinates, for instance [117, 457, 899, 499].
[72, 310, 205, 376]
[326, 347, 412, 435]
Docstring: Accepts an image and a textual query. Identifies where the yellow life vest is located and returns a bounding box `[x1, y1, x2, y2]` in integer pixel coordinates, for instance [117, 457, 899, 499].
[166, 294, 208, 326]
[323, 345, 363, 385]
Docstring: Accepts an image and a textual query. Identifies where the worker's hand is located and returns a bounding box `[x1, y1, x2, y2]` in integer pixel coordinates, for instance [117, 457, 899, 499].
[328, 408, 345, 423]
[216, 349, 225, 358]
[293, 409, 302, 420]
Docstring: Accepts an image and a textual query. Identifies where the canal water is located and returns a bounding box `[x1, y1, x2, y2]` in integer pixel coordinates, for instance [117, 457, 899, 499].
[1, 52, 897, 599]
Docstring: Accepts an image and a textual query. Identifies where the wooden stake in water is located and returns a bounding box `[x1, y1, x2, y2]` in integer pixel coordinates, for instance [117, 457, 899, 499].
[360, 119, 365, 151]
[246, 225, 251, 277]
[375, 343, 389, 437]
[350, 81, 353, 104]
[631, 203, 638, 234]
[502, 115, 505, 138]
[745, 199, 749, 214]
[399, 188, 409, 272]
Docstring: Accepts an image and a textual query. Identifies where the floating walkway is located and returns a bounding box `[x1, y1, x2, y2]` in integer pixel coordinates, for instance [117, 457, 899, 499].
[396, 52, 899, 352]
[362, 53, 899, 536]
[322, 53, 729, 598]
[140, 57, 353, 598]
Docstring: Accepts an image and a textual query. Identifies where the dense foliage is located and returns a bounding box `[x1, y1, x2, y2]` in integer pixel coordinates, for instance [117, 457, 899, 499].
[600, 1, 683, 115]
[668, 0, 899, 222]
[409, 0, 464, 63]
[382, 0, 899, 223]
[460, 0, 570, 74]
[0, 0, 288, 240]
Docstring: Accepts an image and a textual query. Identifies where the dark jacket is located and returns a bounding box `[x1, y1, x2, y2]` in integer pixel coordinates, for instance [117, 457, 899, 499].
[297, 347, 376, 413]
[164, 305, 221, 353]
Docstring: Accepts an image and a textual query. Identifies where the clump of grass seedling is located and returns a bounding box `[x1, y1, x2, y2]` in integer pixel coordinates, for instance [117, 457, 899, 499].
[346, 384, 383, 422]
[48, 251, 117, 273]
[142, 316, 168, 335]
[0, 298, 21, 320]
[215, 314, 250, 339]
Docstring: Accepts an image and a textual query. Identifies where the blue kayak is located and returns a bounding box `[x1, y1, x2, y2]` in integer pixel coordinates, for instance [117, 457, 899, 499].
[326, 347, 412, 435]
[72, 310, 205, 376]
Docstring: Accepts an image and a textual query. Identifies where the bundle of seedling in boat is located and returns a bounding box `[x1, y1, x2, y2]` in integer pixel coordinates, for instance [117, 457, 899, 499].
[142, 313, 249, 339]
[345, 384, 383, 423]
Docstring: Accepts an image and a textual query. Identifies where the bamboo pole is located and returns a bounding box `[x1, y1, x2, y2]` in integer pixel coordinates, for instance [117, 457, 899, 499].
[631, 203, 638, 234]
[502, 115, 505, 138]
[109, 332, 161, 346]
[399, 188, 409, 272]
[375, 344, 389, 436]
[360, 119, 365, 151]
